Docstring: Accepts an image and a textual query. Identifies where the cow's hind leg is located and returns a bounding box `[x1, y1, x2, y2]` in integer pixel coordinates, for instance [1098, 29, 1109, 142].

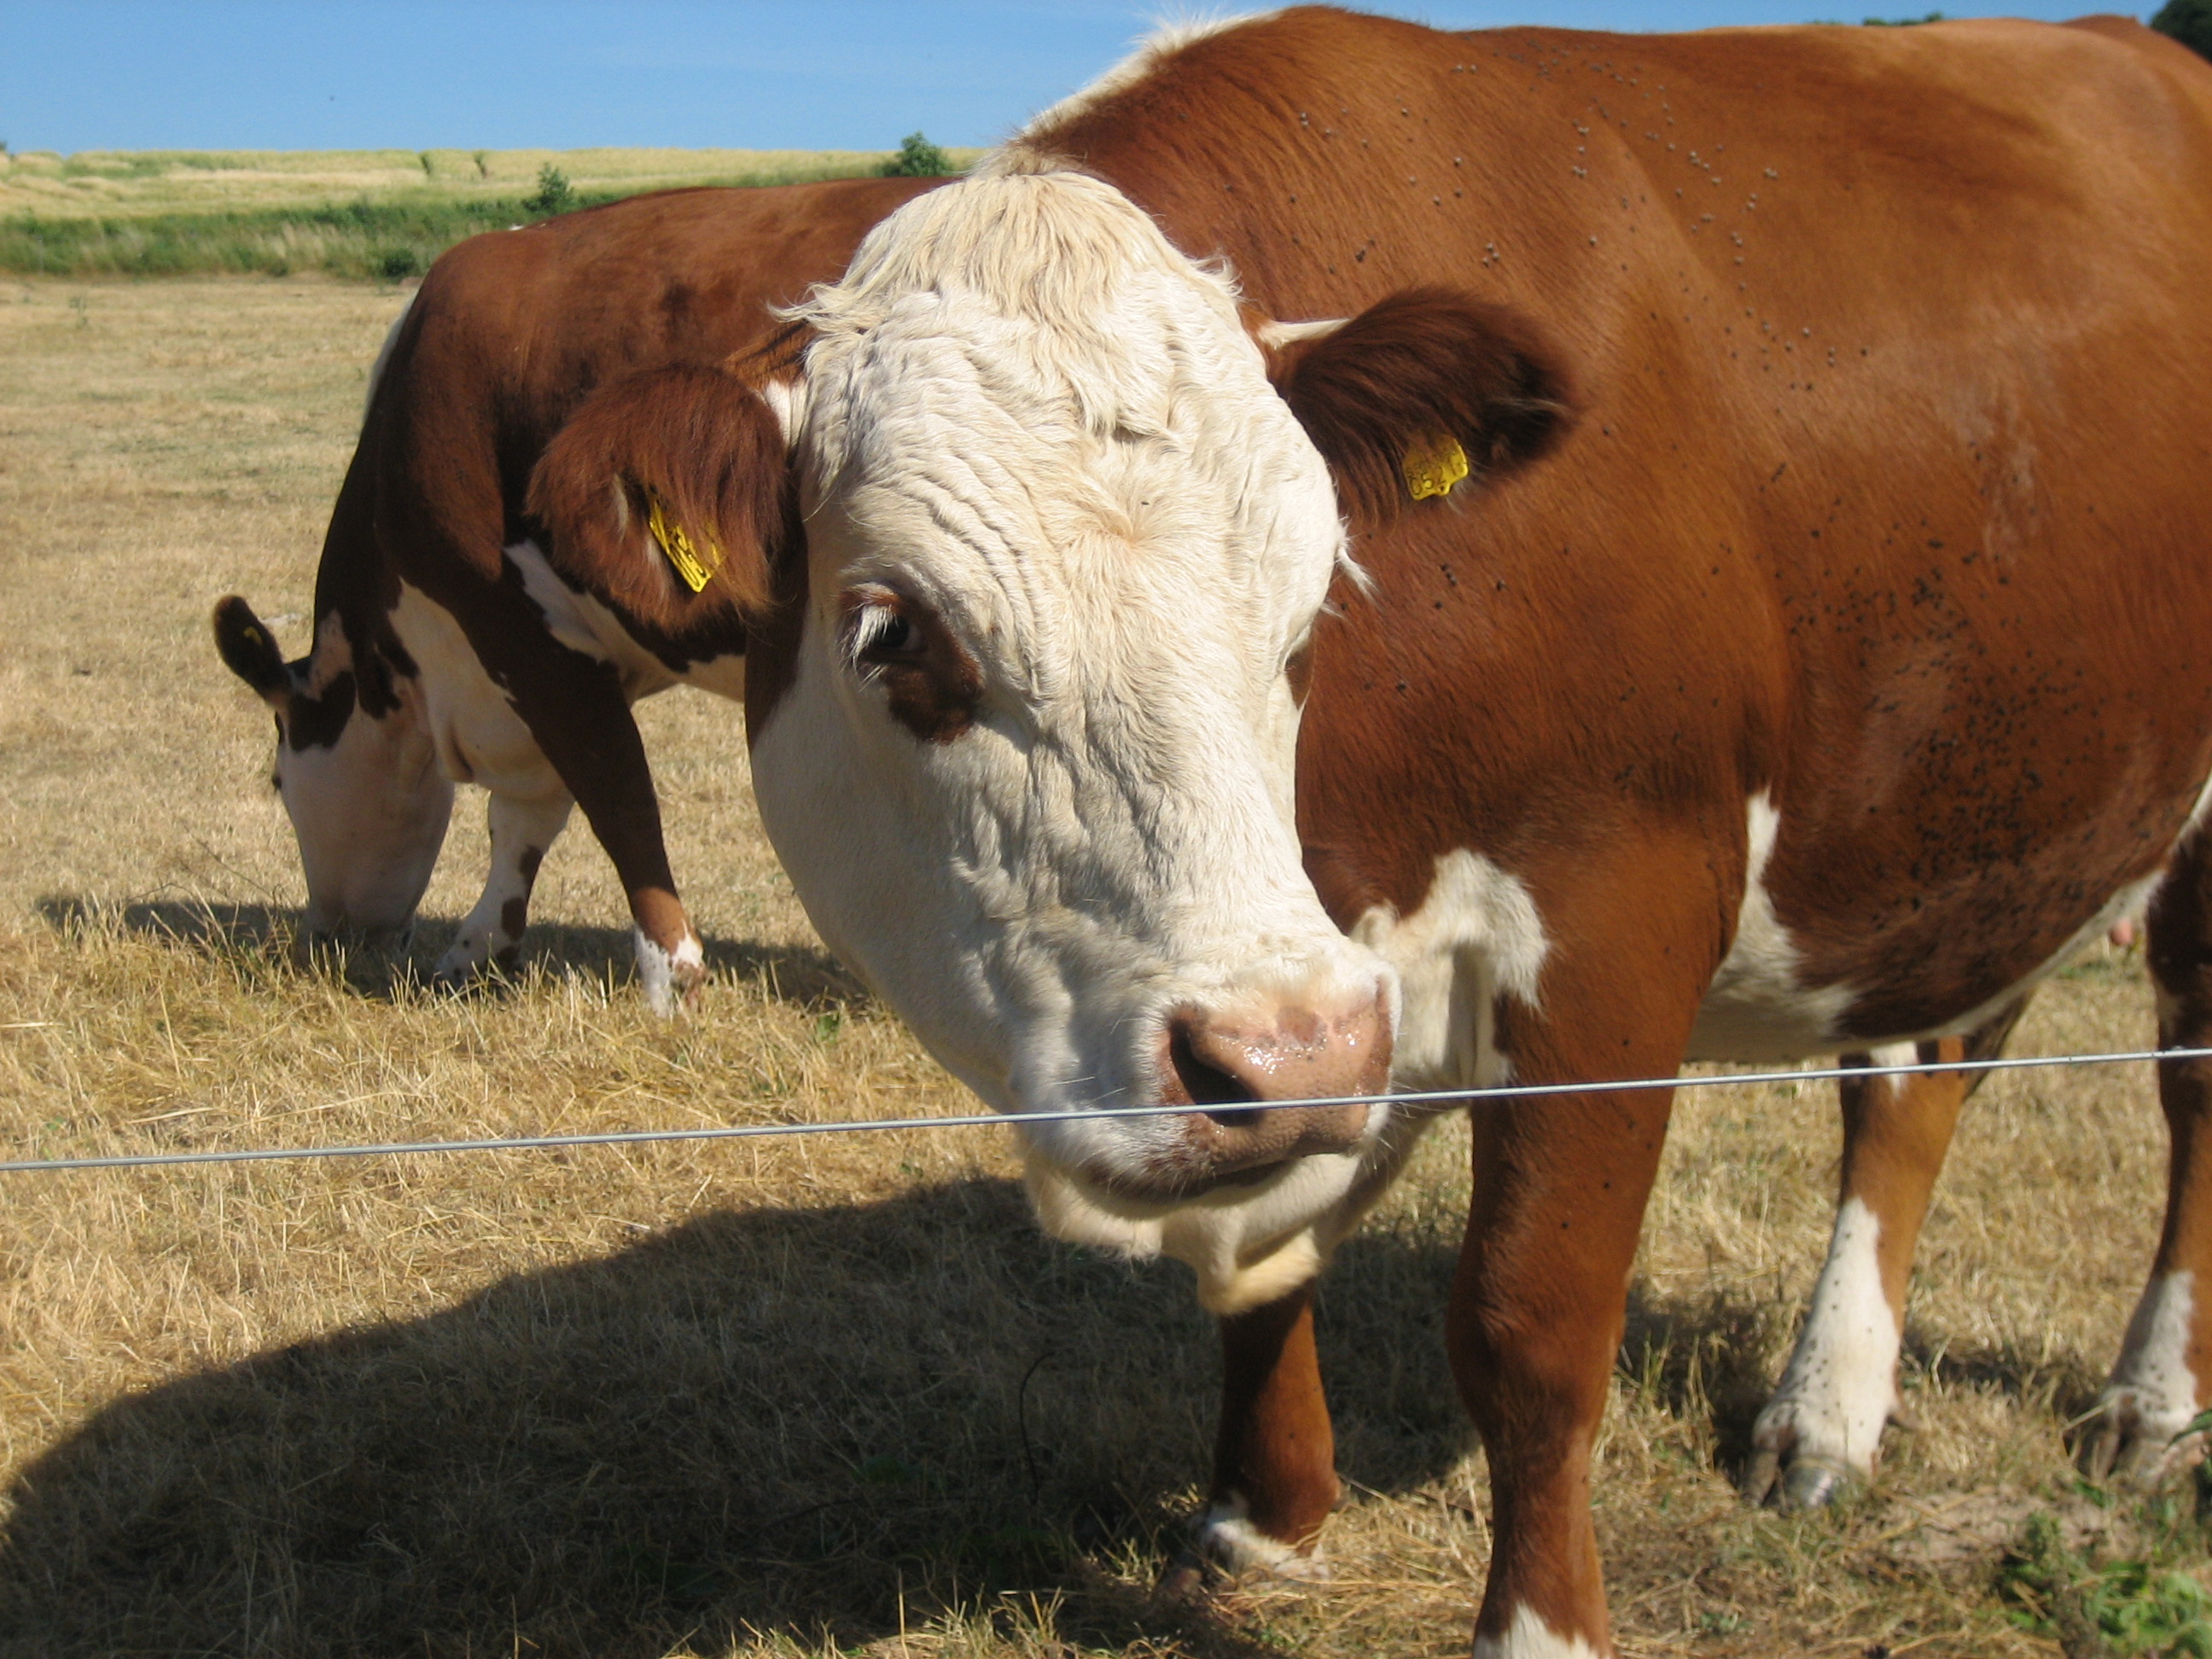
[433, 789, 574, 989]
[1179, 1281, 1338, 1586]
[1745, 1000, 2028, 1507]
[2081, 839, 2212, 1485]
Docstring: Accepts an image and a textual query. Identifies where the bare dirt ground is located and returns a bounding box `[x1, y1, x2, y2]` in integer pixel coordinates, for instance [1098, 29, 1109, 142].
[0, 276, 2200, 1658]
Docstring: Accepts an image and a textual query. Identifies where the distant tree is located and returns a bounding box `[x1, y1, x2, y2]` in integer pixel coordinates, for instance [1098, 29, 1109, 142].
[524, 164, 574, 215]
[1862, 10, 1942, 23]
[2152, 0, 2212, 61]
[884, 131, 955, 178]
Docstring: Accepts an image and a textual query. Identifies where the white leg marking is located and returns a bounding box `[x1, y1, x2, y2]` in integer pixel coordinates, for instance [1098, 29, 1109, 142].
[1471, 1604, 1604, 1659]
[1753, 1196, 1898, 1481]
[2096, 1270, 2203, 1481]
[634, 928, 706, 1018]
[1192, 1493, 1329, 1582]
[433, 791, 573, 984]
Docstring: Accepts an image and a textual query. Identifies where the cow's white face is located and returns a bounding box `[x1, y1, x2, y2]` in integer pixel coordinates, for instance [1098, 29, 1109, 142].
[748, 169, 1397, 1209]
[215, 598, 453, 937]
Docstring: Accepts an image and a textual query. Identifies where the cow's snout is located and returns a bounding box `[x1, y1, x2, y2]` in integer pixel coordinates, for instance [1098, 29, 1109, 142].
[1139, 987, 1393, 1193]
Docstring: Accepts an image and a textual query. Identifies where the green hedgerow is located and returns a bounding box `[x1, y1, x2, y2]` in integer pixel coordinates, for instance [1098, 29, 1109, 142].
[884, 131, 954, 178]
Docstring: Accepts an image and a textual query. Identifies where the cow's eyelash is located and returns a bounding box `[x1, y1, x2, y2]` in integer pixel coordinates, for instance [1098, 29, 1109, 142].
[845, 602, 920, 668]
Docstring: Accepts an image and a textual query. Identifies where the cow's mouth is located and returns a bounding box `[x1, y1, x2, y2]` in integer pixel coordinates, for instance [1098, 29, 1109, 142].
[1081, 1100, 1374, 1204]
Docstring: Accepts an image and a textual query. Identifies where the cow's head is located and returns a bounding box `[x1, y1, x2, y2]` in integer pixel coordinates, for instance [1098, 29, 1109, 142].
[531, 166, 1571, 1243]
[212, 596, 452, 936]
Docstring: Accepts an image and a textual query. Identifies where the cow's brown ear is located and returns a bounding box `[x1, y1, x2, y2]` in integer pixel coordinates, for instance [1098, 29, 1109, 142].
[1262, 287, 1576, 528]
[527, 364, 792, 631]
[212, 595, 293, 705]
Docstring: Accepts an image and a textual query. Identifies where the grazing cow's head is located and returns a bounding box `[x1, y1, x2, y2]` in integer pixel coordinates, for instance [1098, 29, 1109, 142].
[212, 597, 452, 936]
[532, 164, 1571, 1276]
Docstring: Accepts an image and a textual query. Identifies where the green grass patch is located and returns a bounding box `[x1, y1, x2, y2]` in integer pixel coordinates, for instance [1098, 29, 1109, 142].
[0, 142, 976, 280]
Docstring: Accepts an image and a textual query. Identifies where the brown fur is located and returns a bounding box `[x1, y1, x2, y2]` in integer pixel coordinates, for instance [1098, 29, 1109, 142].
[527, 363, 792, 630]
[1265, 288, 1576, 526]
[890, 10, 2212, 1650]
[217, 175, 940, 969]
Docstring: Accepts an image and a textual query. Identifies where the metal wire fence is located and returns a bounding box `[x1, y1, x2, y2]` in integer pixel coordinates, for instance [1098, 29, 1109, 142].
[4, 1045, 2204, 1176]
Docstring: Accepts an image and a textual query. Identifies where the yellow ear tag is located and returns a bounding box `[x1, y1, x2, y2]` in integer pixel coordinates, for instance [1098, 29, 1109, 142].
[644, 490, 724, 594]
[1403, 434, 1471, 502]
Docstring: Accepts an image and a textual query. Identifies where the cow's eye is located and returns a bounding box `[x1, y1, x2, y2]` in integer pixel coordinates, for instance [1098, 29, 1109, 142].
[866, 611, 918, 655]
[851, 600, 926, 664]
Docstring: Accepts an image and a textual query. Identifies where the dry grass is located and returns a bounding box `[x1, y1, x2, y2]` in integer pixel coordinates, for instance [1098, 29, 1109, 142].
[0, 148, 979, 222]
[0, 276, 2204, 1657]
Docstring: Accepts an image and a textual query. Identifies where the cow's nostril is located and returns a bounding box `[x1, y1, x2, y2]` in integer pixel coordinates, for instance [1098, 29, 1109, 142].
[1168, 1020, 1252, 1111]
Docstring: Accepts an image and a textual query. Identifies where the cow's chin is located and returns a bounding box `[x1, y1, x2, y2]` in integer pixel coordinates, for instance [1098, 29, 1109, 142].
[1020, 1134, 1390, 1314]
[1079, 1148, 1301, 1206]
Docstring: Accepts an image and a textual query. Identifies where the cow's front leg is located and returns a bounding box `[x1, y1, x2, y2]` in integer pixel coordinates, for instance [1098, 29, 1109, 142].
[433, 789, 574, 988]
[468, 605, 706, 1016]
[1454, 1074, 1674, 1659]
[1747, 999, 2027, 1507]
[1452, 846, 1720, 1658]
[2081, 837, 2212, 1485]
[1190, 1281, 1339, 1580]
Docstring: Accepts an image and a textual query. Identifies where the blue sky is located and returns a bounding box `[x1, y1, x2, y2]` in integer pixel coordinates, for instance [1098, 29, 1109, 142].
[0, 1, 2135, 155]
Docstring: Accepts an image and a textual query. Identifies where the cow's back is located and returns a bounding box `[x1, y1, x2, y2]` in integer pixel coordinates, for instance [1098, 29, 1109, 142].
[350, 175, 941, 601]
[1028, 9, 2212, 1051]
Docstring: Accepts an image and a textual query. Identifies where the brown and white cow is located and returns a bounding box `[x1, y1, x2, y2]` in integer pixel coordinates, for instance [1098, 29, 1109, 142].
[532, 12, 2212, 1654]
[212, 174, 940, 1010]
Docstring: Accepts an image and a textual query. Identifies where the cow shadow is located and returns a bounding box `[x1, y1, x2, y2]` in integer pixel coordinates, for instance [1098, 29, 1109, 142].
[0, 1177, 1472, 1659]
[32, 894, 869, 1014]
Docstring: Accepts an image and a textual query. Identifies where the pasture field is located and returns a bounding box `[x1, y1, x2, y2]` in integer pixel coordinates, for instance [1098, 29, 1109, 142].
[0, 276, 2203, 1658]
[0, 148, 978, 279]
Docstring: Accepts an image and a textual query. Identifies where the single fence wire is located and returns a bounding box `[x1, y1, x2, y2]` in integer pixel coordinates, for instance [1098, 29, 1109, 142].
[3, 1045, 2205, 1177]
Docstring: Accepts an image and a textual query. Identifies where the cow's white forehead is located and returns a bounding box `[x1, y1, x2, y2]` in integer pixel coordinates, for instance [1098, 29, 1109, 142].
[789, 166, 1344, 679]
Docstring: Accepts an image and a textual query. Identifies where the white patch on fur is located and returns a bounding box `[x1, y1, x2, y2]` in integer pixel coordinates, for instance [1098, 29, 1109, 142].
[758, 374, 808, 443]
[1254, 315, 1345, 351]
[632, 928, 702, 1018]
[1696, 792, 2178, 1062]
[635, 930, 677, 1016]
[1471, 1604, 1605, 1659]
[504, 537, 745, 701]
[1008, 14, 1279, 144]
[1691, 791, 1854, 1061]
[2095, 1271, 2203, 1478]
[1194, 1495, 1328, 1580]
[433, 790, 573, 982]
[1866, 1040, 1918, 1073]
[1753, 1196, 1899, 1479]
[276, 612, 452, 934]
[1349, 849, 1548, 1096]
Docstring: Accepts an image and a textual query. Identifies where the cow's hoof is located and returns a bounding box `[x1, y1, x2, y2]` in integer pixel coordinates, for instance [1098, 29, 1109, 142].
[2076, 1392, 2208, 1488]
[1190, 1505, 1330, 1582]
[1152, 1550, 1215, 1605]
[1741, 1447, 1857, 1511]
[635, 929, 707, 1017]
[430, 946, 498, 993]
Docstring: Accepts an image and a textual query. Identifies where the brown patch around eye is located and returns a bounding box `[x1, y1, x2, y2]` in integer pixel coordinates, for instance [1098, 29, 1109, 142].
[841, 586, 983, 744]
[1285, 637, 1315, 707]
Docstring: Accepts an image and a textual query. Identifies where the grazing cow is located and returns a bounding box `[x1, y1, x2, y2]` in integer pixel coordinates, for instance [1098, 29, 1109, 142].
[533, 12, 2212, 1655]
[212, 175, 941, 1010]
